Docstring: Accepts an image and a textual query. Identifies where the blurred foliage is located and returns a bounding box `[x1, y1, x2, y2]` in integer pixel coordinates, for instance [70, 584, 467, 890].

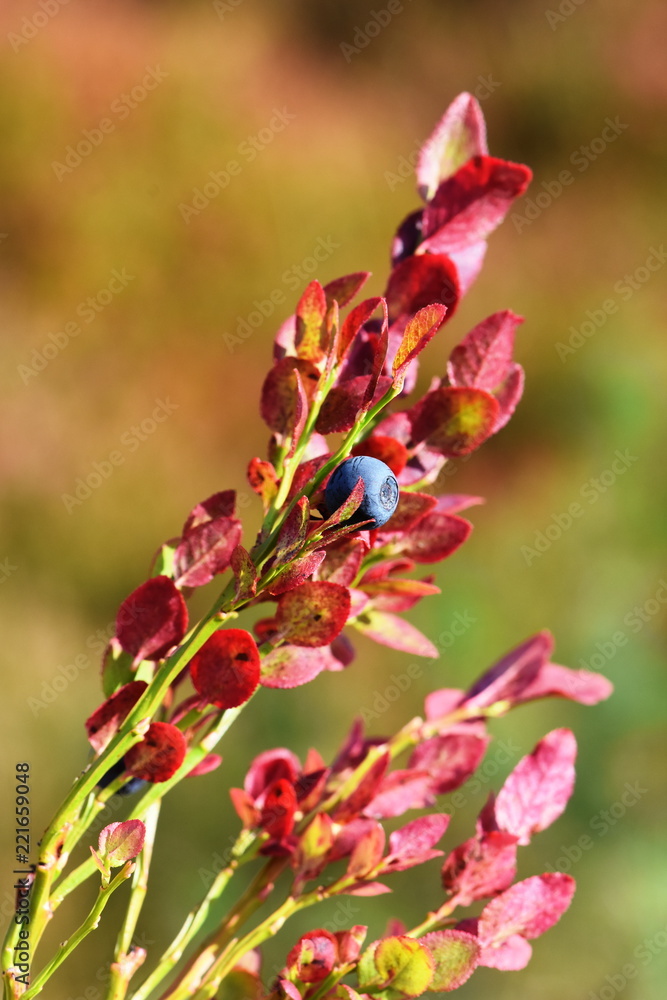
[0, 1, 665, 998]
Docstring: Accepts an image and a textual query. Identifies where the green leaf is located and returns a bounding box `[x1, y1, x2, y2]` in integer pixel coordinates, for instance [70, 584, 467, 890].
[420, 931, 479, 991]
[358, 937, 434, 998]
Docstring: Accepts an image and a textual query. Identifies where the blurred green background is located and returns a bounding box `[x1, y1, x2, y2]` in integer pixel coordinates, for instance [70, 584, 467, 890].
[1, 0, 665, 998]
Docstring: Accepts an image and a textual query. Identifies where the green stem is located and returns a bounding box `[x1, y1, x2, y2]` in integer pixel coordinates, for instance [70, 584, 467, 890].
[22, 867, 133, 999]
[129, 828, 258, 1000]
[106, 800, 161, 1000]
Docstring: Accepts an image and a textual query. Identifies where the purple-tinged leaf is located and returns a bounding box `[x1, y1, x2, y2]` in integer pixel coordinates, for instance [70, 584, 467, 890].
[275, 581, 351, 648]
[417, 93, 489, 201]
[295, 280, 328, 363]
[448, 240, 487, 295]
[392, 304, 448, 383]
[362, 303, 389, 409]
[464, 631, 554, 710]
[424, 688, 465, 722]
[231, 545, 258, 603]
[384, 814, 450, 872]
[441, 831, 518, 906]
[174, 517, 243, 588]
[316, 537, 368, 586]
[324, 271, 371, 310]
[267, 550, 327, 597]
[385, 255, 459, 325]
[409, 732, 489, 794]
[365, 769, 435, 818]
[495, 729, 577, 845]
[244, 748, 300, 800]
[447, 311, 523, 392]
[492, 363, 525, 432]
[420, 930, 480, 991]
[316, 478, 366, 533]
[99, 820, 146, 867]
[410, 386, 499, 457]
[331, 752, 390, 824]
[86, 681, 148, 754]
[351, 608, 439, 658]
[116, 576, 188, 663]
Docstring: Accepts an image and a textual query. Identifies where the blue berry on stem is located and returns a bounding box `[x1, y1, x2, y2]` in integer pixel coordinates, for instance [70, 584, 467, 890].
[325, 455, 399, 529]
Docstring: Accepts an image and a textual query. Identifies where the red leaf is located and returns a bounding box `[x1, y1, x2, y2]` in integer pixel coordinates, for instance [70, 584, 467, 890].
[479, 872, 576, 945]
[447, 311, 524, 393]
[351, 608, 438, 658]
[410, 386, 499, 457]
[323, 271, 371, 309]
[331, 752, 390, 823]
[396, 511, 472, 564]
[287, 930, 339, 984]
[421, 156, 533, 254]
[86, 681, 148, 754]
[316, 538, 368, 587]
[174, 517, 243, 588]
[360, 577, 440, 614]
[392, 304, 448, 383]
[260, 778, 297, 840]
[409, 732, 489, 794]
[244, 748, 300, 800]
[316, 375, 393, 434]
[247, 458, 278, 510]
[363, 302, 389, 409]
[267, 550, 327, 596]
[417, 92, 489, 201]
[275, 496, 310, 564]
[190, 629, 261, 709]
[441, 831, 518, 906]
[116, 576, 188, 663]
[125, 722, 187, 783]
[275, 581, 351, 648]
[385, 254, 459, 325]
[378, 491, 438, 534]
[260, 644, 334, 688]
[261, 357, 320, 434]
[295, 280, 328, 363]
[365, 769, 435, 818]
[517, 661, 614, 706]
[351, 434, 408, 476]
[494, 729, 577, 845]
[183, 490, 236, 530]
[338, 296, 385, 363]
[187, 753, 223, 777]
[347, 822, 386, 878]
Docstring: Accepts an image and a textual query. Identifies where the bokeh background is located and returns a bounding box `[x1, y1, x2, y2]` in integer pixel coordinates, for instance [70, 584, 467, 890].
[1, 1, 665, 998]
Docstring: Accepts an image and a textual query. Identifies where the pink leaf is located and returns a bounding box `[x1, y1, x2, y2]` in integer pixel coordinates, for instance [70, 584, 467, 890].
[260, 357, 320, 435]
[441, 831, 518, 906]
[516, 661, 614, 706]
[365, 769, 435, 818]
[174, 517, 243, 588]
[85, 681, 148, 754]
[351, 608, 439, 658]
[395, 511, 472, 564]
[479, 872, 576, 944]
[116, 576, 188, 663]
[244, 748, 300, 800]
[495, 729, 577, 845]
[260, 644, 334, 689]
[409, 732, 489, 794]
[383, 814, 450, 872]
[378, 491, 438, 534]
[267, 550, 327, 596]
[417, 93, 489, 201]
[183, 490, 236, 530]
[464, 631, 554, 710]
[447, 311, 524, 393]
[98, 820, 146, 866]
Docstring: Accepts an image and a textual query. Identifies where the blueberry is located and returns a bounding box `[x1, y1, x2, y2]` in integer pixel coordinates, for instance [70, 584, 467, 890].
[97, 758, 147, 797]
[325, 456, 399, 529]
